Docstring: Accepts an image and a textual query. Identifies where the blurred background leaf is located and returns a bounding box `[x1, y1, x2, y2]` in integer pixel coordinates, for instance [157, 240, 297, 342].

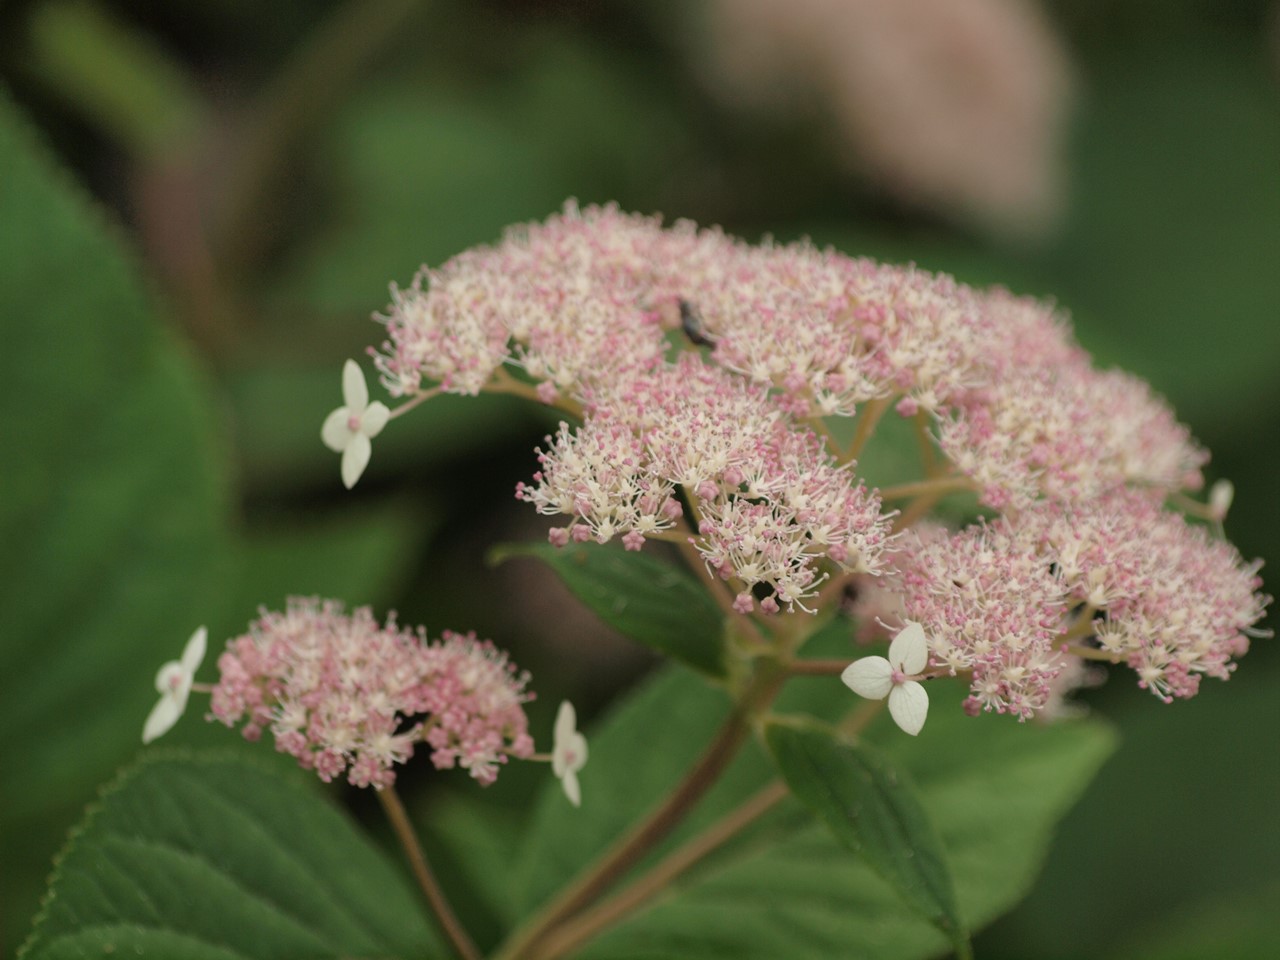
[0, 88, 231, 948]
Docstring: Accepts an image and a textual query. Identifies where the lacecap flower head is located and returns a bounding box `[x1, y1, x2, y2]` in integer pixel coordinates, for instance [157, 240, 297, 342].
[352, 202, 1268, 723]
[208, 598, 535, 789]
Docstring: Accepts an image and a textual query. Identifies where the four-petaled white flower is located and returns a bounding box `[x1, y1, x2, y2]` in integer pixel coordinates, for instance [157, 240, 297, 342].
[552, 700, 588, 807]
[142, 627, 207, 744]
[841, 621, 931, 736]
[322, 360, 391, 489]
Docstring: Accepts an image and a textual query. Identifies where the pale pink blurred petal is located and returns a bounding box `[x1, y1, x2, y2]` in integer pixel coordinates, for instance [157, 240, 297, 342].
[705, 0, 1075, 238]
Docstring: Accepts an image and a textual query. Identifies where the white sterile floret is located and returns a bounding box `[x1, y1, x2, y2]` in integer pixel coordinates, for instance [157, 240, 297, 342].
[552, 700, 589, 807]
[321, 360, 391, 489]
[841, 621, 931, 736]
[1208, 479, 1235, 523]
[142, 626, 207, 744]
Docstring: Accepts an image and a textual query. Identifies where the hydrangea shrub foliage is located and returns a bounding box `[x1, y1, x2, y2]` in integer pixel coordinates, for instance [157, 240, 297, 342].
[22, 198, 1269, 960]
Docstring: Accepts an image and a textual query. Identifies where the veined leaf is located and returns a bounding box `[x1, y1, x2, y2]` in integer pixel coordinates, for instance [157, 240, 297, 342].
[19, 754, 438, 960]
[510, 656, 1114, 959]
[0, 90, 229, 952]
[765, 720, 968, 955]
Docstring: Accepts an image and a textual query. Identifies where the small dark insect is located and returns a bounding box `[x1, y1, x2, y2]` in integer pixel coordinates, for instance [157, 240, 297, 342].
[678, 298, 714, 347]
[839, 578, 861, 615]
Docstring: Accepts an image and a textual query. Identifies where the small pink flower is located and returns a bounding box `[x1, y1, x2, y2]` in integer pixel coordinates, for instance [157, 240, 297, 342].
[842, 622, 930, 735]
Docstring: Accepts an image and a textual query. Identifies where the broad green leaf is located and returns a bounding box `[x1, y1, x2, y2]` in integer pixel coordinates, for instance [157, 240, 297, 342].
[418, 792, 528, 939]
[19, 754, 438, 960]
[764, 721, 968, 954]
[0, 92, 228, 950]
[511, 616, 873, 915]
[490, 541, 728, 677]
[509, 644, 1114, 959]
[980, 671, 1280, 958]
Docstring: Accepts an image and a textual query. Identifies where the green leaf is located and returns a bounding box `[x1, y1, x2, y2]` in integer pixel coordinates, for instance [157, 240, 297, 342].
[20, 754, 438, 960]
[419, 792, 527, 935]
[511, 616, 859, 921]
[0, 92, 229, 951]
[490, 541, 728, 677]
[982, 672, 1280, 957]
[508, 654, 1114, 959]
[764, 721, 968, 954]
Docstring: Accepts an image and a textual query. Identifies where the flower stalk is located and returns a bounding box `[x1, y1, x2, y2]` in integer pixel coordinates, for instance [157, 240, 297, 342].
[494, 659, 790, 960]
[378, 785, 481, 960]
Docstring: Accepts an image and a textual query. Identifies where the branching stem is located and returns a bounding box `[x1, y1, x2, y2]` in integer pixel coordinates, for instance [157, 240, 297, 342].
[843, 395, 892, 465]
[493, 663, 788, 960]
[1058, 606, 1099, 643]
[878, 474, 974, 501]
[530, 683, 890, 957]
[529, 780, 791, 959]
[486, 366, 584, 420]
[388, 388, 440, 420]
[913, 410, 943, 478]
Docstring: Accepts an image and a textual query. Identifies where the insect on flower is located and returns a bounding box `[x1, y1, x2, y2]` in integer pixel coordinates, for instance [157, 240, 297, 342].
[678, 298, 714, 347]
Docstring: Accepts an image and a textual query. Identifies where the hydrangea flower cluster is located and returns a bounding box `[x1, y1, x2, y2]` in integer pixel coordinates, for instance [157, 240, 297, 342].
[336, 202, 1267, 730]
[515, 352, 891, 609]
[1031, 491, 1267, 702]
[209, 598, 535, 788]
[892, 519, 1067, 720]
[936, 290, 1207, 509]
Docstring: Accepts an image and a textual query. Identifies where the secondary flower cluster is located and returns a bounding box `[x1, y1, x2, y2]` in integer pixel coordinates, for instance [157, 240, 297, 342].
[325, 202, 1268, 730]
[207, 599, 535, 788]
[515, 353, 891, 610]
[143, 606, 592, 803]
[935, 290, 1207, 509]
[851, 488, 1268, 728]
[1033, 491, 1266, 702]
